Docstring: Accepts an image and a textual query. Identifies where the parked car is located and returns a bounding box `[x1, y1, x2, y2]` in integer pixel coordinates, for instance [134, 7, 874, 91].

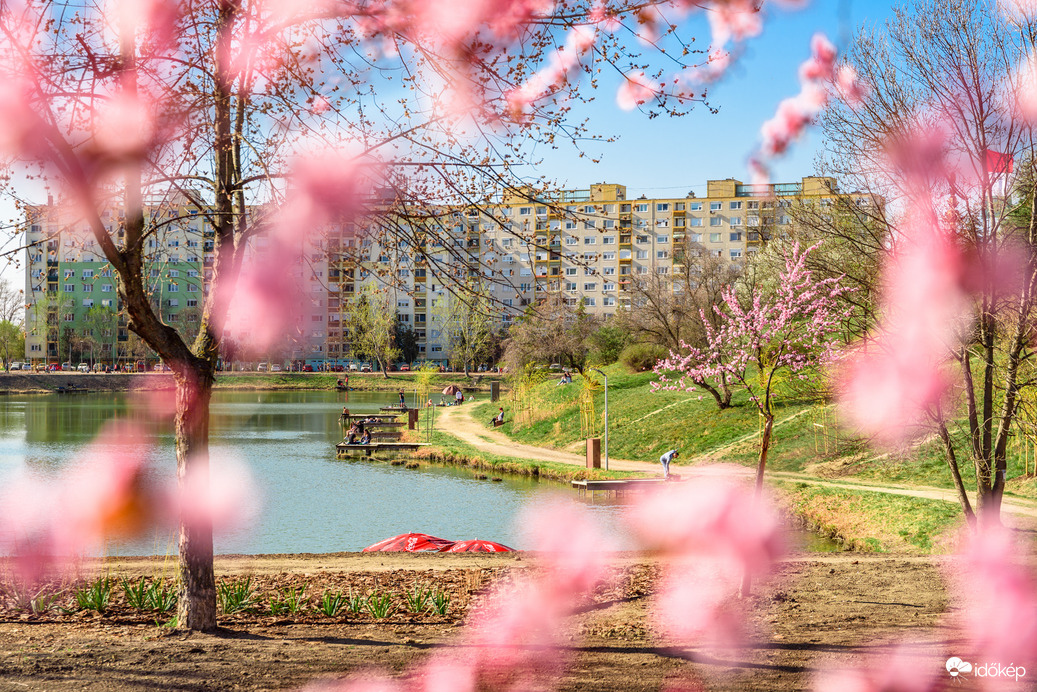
[399, 364, 410, 371]
[333, 365, 344, 372]
[61, 362, 73, 371]
[77, 363, 89, 372]
[360, 363, 372, 373]
[271, 364, 283, 372]
[47, 363, 60, 371]
[257, 362, 269, 372]
[302, 364, 314, 372]
[8, 362, 22, 371]
[348, 362, 359, 371]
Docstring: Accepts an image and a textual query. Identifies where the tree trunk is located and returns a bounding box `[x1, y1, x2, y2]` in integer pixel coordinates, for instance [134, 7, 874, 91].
[936, 418, 977, 529]
[741, 413, 774, 598]
[175, 372, 217, 631]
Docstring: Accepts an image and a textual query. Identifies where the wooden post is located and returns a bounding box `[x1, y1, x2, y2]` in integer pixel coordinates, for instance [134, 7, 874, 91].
[490, 381, 500, 402]
[408, 409, 418, 429]
[586, 438, 601, 469]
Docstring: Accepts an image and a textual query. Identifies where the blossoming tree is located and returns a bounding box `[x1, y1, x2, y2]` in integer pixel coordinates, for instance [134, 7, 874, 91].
[0, 0, 822, 631]
[655, 243, 850, 493]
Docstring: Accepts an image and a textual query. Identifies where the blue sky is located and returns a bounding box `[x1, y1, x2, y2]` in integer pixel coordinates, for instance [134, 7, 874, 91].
[520, 0, 899, 198]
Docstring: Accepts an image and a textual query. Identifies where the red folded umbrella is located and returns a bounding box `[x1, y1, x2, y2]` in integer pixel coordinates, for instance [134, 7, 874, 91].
[363, 533, 456, 552]
[440, 539, 515, 553]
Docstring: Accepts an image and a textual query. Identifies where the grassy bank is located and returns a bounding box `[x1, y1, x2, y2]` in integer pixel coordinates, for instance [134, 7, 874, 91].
[779, 482, 965, 553]
[472, 364, 1037, 501]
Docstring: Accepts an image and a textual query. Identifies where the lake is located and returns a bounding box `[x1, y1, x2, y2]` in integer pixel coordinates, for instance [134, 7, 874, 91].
[0, 390, 624, 555]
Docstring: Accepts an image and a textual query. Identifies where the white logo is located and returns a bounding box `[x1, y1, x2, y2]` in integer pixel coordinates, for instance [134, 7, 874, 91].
[946, 657, 973, 677]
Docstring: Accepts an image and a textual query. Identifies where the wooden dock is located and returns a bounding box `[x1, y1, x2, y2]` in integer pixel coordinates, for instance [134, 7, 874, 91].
[571, 476, 682, 498]
[336, 441, 428, 459]
[341, 412, 402, 421]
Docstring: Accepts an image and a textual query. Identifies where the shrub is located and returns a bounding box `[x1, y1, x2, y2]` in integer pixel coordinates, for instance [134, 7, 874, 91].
[620, 343, 669, 372]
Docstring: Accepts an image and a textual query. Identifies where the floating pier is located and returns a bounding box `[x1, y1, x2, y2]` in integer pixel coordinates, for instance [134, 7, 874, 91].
[571, 476, 682, 498]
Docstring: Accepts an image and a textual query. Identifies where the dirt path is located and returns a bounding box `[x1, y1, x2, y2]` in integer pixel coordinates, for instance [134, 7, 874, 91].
[434, 405, 1037, 519]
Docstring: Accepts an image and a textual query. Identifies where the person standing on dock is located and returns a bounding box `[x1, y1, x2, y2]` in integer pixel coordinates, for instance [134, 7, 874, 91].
[398, 388, 407, 410]
[659, 449, 679, 479]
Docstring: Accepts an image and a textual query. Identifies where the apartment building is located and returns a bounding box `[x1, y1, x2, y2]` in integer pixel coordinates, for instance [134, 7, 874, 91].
[25, 175, 867, 368]
[25, 198, 210, 366]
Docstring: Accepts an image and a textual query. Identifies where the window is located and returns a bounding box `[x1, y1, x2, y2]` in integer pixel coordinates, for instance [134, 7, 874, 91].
[519, 207, 531, 215]
[710, 233, 722, 243]
[657, 235, 669, 244]
[689, 233, 702, 243]
[187, 284, 198, 292]
[583, 282, 596, 291]
[565, 267, 577, 276]
[82, 299, 93, 307]
[63, 313, 74, 322]
[102, 284, 113, 292]
[187, 299, 198, 307]
[82, 284, 93, 292]
[656, 267, 669, 275]
[583, 220, 596, 230]
[656, 250, 669, 259]
[730, 249, 743, 259]
[101, 299, 113, 307]
[603, 219, 615, 229]
[583, 236, 596, 245]
[730, 232, 743, 242]
[730, 216, 743, 226]
[603, 267, 616, 275]
[565, 282, 577, 291]
[168, 283, 179, 292]
[604, 296, 616, 307]
[565, 236, 578, 245]
[565, 220, 577, 230]
[82, 269, 94, 279]
[780, 216, 791, 225]
[710, 217, 723, 227]
[604, 204, 615, 213]
[168, 299, 180, 308]
[584, 297, 596, 306]
[603, 282, 616, 291]
[656, 203, 669, 212]
[636, 250, 648, 259]
[602, 252, 616, 261]
[729, 201, 742, 210]
[602, 236, 615, 245]
[63, 284, 74, 292]
[502, 238, 514, 248]
[169, 270, 179, 277]
[634, 203, 648, 212]
[690, 202, 703, 211]
[675, 203, 685, 211]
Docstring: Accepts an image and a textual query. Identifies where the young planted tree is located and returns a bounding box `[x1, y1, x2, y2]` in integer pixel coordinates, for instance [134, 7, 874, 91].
[434, 286, 493, 377]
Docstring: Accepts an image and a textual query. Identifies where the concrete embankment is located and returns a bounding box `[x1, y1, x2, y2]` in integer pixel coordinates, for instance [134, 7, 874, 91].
[0, 372, 176, 394]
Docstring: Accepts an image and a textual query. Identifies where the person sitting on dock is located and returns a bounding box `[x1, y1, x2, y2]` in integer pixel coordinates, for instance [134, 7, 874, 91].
[491, 407, 505, 427]
[345, 425, 359, 445]
[659, 449, 679, 479]
[359, 429, 371, 445]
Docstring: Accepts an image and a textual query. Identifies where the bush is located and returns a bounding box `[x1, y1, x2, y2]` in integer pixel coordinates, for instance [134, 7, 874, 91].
[620, 343, 669, 372]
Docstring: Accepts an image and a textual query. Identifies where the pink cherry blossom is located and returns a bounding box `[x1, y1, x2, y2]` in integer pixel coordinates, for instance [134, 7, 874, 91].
[616, 71, 659, 110]
[1012, 53, 1037, 124]
[814, 645, 939, 692]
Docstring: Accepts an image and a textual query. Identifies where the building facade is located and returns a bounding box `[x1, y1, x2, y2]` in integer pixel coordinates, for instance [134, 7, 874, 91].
[25, 176, 870, 368]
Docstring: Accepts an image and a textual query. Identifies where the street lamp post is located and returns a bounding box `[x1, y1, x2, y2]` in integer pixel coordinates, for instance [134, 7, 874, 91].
[590, 367, 609, 470]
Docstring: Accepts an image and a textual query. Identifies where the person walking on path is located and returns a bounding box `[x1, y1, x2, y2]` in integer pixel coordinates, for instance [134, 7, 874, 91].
[659, 449, 679, 479]
[455, 389, 464, 405]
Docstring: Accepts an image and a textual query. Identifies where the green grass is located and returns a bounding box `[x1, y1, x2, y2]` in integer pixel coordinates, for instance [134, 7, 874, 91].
[780, 482, 965, 553]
